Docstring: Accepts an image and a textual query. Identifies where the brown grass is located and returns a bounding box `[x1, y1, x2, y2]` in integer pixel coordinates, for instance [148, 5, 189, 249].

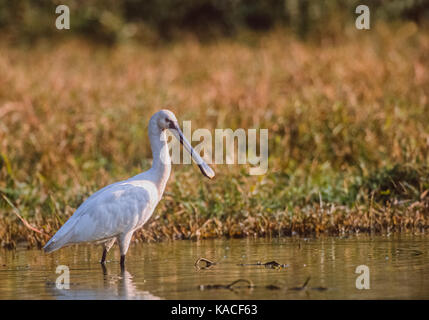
[0, 22, 428, 249]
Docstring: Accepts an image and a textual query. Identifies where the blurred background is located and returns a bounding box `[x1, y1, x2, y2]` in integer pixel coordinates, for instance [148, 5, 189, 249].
[1, 0, 428, 43]
[0, 1, 428, 248]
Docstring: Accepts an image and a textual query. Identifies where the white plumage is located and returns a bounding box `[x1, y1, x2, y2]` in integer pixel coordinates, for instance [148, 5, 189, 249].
[44, 110, 214, 267]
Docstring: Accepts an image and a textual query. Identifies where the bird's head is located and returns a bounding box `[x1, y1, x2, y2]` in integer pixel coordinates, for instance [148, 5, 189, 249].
[151, 109, 215, 179]
[155, 109, 179, 131]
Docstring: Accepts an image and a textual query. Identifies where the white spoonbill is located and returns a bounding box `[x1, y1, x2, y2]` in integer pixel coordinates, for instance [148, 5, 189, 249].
[43, 110, 215, 268]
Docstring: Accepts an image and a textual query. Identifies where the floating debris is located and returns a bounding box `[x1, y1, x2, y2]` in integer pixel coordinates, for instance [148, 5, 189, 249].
[198, 276, 328, 293]
[395, 248, 424, 256]
[310, 286, 328, 292]
[198, 279, 254, 291]
[237, 260, 287, 269]
[288, 277, 328, 292]
[194, 257, 217, 269]
[289, 277, 311, 291]
[265, 284, 282, 290]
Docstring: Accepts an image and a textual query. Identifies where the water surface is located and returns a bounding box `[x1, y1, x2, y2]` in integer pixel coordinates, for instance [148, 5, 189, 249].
[0, 235, 428, 299]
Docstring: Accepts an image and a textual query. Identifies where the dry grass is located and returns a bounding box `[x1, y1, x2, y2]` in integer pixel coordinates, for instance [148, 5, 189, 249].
[0, 22, 428, 248]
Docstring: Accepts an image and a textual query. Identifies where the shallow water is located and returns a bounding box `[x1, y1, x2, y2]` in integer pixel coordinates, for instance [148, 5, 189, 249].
[0, 235, 428, 299]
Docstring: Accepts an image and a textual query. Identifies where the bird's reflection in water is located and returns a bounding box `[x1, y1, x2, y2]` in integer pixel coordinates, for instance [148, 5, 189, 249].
[49, 265, 161, 300]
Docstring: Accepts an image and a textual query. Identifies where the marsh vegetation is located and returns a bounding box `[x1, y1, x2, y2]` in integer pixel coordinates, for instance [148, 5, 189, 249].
[0, 3, 428, 248]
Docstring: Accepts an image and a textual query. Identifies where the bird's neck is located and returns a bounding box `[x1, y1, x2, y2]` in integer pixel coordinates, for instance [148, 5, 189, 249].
[148, 122, 171, 196]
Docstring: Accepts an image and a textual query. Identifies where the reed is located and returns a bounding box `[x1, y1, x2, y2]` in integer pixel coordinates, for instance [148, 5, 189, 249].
[0, 23, 428, 248]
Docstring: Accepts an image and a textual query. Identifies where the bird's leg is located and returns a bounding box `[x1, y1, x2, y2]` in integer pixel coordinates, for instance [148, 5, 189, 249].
[101, 263, 107, 276]
[118, 232, 133, 270]
[100, 248, 107, 264]
[100, 238, 116, 264]
[120, 255, 126, 271]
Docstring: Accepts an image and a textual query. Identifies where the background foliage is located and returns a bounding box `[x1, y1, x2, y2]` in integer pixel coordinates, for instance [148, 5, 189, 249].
[1, 0, 429, 43]
[0, 1, 428, 248]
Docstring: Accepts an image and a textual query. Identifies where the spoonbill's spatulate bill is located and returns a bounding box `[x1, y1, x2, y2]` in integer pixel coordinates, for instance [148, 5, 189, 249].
[43, 110, 215, 268]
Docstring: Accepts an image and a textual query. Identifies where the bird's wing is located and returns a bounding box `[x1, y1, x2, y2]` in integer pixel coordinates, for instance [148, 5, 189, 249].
[44, 179, 157, 251]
